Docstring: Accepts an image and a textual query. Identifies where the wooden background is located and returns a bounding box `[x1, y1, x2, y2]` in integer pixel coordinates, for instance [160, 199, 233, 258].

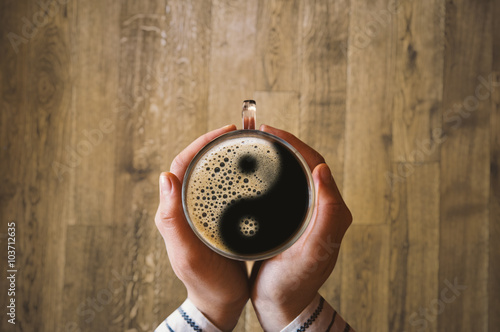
[0, 0, 498, 331]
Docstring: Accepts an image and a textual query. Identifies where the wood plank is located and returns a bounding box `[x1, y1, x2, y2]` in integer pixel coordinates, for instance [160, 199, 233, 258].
[0, 1, 73, 331]
[113, 1, 167, 330]
[0, 1, 28, 208]
[207, 0, 258, 130]
[489, 1, 500, 329]
[255, 0, 300, 92]
[392, 0, 445, 163]
[253, 91, 300, 133]
[488, 83, 499, 330]
[158, 0, 211, 154]
[159, 1, 214, 324]
[298, 0, 349, 188]
[0, 1, 36, 331]
[341, 225, 390, 331]
[62, 225, 172, 331]
[387, 162, 410, 332]
[298, 0, 350, 313]
[62, 226, 117, 330]
[344, 0, 395, 225]
[388, 2, 444, 330]
[112, 0, 213, 329]
[69, 0, 121, 226]
[439, 0, 492, 330]
[389, 163, 440, 331]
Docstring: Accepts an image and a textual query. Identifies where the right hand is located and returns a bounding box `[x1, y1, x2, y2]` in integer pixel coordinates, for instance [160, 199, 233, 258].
[250, 125, 353, 331]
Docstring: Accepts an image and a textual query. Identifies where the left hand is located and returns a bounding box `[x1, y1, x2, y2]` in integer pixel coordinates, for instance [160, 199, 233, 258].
[155, 124, 249, 331]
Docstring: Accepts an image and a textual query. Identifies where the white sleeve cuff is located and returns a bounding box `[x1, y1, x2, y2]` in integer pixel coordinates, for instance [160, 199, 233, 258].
[156, 295, 354, 332]
[155, 298, 223, 332]
[280, 293, 354, 332]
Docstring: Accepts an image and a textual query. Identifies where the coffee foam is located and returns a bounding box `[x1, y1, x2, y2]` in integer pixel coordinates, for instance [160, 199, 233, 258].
[186, 136, 281, 252]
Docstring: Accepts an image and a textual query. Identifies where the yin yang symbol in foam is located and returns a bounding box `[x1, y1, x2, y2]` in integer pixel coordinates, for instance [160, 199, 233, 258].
[186, 137, 281, 251]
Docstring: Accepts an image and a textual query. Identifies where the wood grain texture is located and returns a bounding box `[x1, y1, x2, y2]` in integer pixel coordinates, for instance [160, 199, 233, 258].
[0, 1, 72, 331]
[116, 1, 212, 330]
[392, 0, 444, 163]
[255, 0, 300, 91]
[207, 0, 258, 129]
[29, 13, 72, 332]
[388, 2, 444, 330]
[0, 0, 498, 331]
[344, 0, 395, 225]
[488, 104, 499, 325]
[112, 2, 174, 331]
[389, 163, 440, 332]
[253, 90, 300, 132]
[70, 0, 120, 227]
[439, 0, 492, 331]
[299, 0, 349, 186]
[489, 2, 500, 330]
[299, 0, 350, 314]
[62, 226, 123, 330]
[387, 162, 410, 332]
[341, 225, 390, 331]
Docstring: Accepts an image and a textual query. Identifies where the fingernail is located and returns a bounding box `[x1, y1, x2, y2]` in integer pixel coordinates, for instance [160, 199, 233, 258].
[160, 173, 172, 196]
[320, 164, 333, 184]
[222, 124, 235, 130]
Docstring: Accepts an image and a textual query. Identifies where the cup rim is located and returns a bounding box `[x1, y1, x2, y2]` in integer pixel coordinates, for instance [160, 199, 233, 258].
[181, 129, 315, 261]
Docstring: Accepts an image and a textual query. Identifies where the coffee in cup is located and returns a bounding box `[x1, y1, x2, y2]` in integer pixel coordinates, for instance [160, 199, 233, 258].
[182, 101, 314, 260]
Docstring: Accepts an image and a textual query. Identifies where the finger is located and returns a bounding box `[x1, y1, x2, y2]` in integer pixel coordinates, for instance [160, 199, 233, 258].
[155, 172, 206, 255]
[170, 124, 237, 181]
[299, 164, 352, 258]
[259, 124, 325, 171]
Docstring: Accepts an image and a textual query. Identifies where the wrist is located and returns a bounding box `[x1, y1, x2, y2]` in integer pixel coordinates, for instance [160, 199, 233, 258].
[252, 292, 316, 331]
[188, 293, 247, 331]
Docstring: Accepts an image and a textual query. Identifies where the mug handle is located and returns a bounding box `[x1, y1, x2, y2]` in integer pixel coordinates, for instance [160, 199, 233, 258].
[242, 100, 256, 130]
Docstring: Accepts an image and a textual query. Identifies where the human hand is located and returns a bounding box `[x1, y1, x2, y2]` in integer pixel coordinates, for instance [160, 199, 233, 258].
[250, 125, 353, 331]
[155, 124, 249, 331]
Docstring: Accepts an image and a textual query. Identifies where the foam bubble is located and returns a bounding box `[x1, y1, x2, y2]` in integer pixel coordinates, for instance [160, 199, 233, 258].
[186, 136, 280, 251]
[239, 216, 259, 237]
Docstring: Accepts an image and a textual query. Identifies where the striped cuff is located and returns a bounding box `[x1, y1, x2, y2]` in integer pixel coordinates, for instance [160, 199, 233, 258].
[155, 298, 223, 332]
[280, 293, 354, 332]
[155, 295, 353, 332]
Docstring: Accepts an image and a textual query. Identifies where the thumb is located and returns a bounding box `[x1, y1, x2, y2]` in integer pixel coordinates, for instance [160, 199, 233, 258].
[301, 164, 352, 257]
[314, 163, 352, 235]
[155, 172, 201, 249]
